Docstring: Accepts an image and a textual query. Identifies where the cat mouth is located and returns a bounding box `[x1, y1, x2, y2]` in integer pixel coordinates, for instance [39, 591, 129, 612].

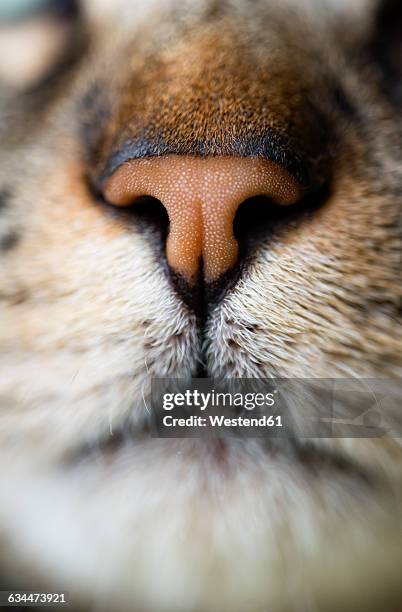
[64, 412, 374, 490]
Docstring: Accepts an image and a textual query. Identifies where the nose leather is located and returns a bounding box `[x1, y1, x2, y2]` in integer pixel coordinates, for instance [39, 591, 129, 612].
[104, 156, 300, 284]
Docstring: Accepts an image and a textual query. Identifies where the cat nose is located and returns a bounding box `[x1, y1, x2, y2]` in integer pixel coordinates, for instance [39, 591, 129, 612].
[104, 156, 300, 286]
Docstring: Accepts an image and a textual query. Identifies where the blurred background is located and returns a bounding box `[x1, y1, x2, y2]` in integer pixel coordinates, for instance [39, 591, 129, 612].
[0, 0, 81, 89]
[0, 0, 71, 21]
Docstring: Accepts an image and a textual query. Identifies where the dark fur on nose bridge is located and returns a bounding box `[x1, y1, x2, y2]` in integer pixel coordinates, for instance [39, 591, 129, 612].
[97, 132, 310, 189]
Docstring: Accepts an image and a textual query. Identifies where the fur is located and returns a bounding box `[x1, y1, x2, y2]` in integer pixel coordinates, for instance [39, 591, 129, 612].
[0, 0, 401, 610]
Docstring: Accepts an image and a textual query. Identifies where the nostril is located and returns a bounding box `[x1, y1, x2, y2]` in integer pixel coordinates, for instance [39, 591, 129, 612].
[118, 195, 169, 237]
[101, 192, 170, 255]
[204, 194, 302, 307]
[233, 184, 329, 257]
[234, 194, 299, 239]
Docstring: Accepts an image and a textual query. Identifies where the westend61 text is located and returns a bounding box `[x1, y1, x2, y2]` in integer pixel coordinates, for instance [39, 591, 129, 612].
[162, 414, 283, 428]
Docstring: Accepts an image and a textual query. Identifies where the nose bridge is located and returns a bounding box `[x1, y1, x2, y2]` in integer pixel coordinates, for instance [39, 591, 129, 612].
[104, 156, 300, 284]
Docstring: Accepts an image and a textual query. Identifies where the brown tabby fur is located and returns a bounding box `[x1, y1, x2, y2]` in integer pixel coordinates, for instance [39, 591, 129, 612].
[0, 1, 401, 610]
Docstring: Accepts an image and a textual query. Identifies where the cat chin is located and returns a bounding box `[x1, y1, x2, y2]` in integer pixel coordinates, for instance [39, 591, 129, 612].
[1, 438, 402, 612]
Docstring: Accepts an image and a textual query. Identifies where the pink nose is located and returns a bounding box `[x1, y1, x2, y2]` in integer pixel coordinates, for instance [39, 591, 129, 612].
[104, 156, 300, 284]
